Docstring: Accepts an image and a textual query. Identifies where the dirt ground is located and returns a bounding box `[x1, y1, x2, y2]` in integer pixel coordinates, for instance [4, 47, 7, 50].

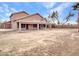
[0, 29, 79, 56]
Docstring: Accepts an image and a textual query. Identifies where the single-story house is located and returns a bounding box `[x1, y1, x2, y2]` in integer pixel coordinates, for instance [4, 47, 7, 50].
[8, 11, 48, 31]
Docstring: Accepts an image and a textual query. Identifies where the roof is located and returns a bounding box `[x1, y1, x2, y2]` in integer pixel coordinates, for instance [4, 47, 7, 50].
[10, 11, 47, 22]
[14, 13, 47, 22]
[20, 13, 43, 19]
[10, 11, 29, 17]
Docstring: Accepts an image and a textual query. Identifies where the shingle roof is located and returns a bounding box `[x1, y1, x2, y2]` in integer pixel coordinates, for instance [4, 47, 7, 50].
[10, 11, 47, 22]
[10, 11, 29, 17]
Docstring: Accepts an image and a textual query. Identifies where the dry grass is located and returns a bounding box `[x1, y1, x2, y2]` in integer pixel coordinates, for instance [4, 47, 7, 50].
[0, 29, 79, 56]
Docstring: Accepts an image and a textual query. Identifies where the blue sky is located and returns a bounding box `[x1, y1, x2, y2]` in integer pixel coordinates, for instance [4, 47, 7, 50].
[0, 2, 78, 24]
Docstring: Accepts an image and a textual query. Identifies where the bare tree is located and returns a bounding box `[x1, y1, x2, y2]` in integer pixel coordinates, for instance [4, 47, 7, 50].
[51, 11, 56, 24]
[55, 11, 60, 24]
[48, 11, 60, 24]
[62, 12, 74, 25]
[48, 14, 52, 23]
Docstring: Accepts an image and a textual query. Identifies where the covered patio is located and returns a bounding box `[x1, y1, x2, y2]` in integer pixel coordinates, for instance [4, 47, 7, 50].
[17, 22, 47, 31]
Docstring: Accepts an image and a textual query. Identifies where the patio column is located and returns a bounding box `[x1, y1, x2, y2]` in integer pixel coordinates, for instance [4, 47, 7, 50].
[45, 24, 47, 29]
[19, 22, 21, 32]
[37, 24, 39, 30]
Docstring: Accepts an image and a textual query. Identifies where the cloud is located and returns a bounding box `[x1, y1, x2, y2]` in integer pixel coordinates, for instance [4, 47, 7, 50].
[5, 8, 22, 17]
[0, 4, 10, 13]
[0, 3, 19, 18]
[0, 15, 4, 18]
[44, 3, 72, 17]
[41, 2, 56, 9]
[0, 6, 3, 10]
[0, 14, 10, 22]
[0, 7, 4, 12]
[0, 18, 10, 22]
[5, 13, 11, 17]
[50, 3, 71, 15]
[0, 4, 18, 13]
[10, 8, 17, 12]
[0, 4, 13, 20]
[3, 4, 8, 9]
[44, 3, 73, 23]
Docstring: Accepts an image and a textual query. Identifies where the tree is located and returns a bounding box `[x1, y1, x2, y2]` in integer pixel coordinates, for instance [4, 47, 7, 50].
[62, 12, 74, 25]
[51, 11, 56, 24]
[55, 11, 60, 24]
[48, 11, 60, 24]
[72, 3, 79, 32]
[48, 14, 52, 23]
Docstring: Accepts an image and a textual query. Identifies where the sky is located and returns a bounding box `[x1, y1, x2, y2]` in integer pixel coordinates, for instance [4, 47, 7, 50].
[0, 2, 78, 24]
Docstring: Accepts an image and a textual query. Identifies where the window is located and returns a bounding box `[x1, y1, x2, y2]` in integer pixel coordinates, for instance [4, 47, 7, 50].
[21, 24, 25, 28]
[33, 24, 37, 27]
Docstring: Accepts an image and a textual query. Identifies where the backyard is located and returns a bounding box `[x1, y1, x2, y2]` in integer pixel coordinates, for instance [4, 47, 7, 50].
[0, 29, 79, 56]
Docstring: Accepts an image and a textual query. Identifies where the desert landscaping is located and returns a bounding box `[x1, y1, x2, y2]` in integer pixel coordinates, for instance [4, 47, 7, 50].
[0, 29, 79, 56]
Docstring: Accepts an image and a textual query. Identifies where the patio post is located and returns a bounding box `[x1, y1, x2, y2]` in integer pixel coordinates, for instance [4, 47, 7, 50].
[19, 22, 21, 32]
[45, 24, 47, 29]
[37, 24, 39, 30]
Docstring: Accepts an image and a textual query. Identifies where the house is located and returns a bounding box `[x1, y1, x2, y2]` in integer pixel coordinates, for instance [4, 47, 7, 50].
[10, 11, 48, 31]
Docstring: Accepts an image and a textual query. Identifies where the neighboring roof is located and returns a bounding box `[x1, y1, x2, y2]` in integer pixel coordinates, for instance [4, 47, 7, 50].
[10, 11, 29, 17]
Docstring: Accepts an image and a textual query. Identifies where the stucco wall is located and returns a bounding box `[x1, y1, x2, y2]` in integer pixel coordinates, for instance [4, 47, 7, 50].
[10, 12, 29, 30]
[11, 21, 17, 30]
[17, 14, 47, 24]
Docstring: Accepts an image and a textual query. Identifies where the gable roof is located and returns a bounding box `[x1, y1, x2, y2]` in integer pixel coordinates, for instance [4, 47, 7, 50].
[14, 13, 46, 22]
[19, 13, 44, 20]
[10, 11, 29, 17]
[10, 11, 47, 23]
[16, 13, 47, 24]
